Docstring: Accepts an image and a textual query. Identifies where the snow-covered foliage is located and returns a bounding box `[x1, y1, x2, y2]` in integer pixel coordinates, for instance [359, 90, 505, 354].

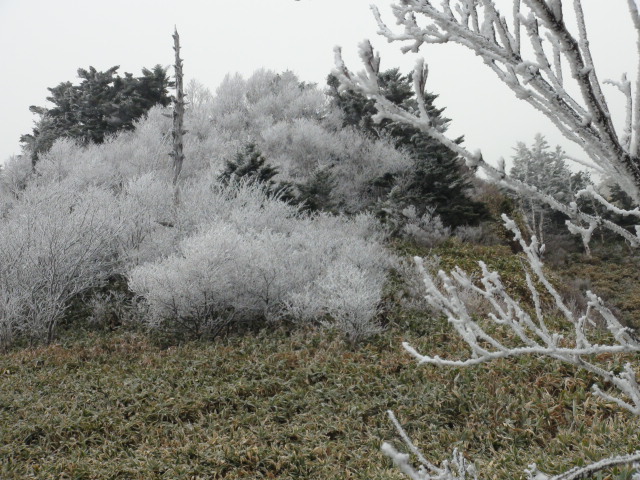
[0, 155, 32, 202]
[335, 0, 640, 478]
[0, 65, 405, 347]
[261, 117, 411, 211]
[0, 183, 124, 347]
[399, 205, 452, 247]
[34, 107, 173, 189]
[128, 182, 391, 342]
[204, 69, 413, 211]
[510, 134, 590, 244]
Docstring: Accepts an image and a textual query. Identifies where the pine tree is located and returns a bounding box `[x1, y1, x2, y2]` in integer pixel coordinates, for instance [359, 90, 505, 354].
[219, 144, 293, 200]
[295, 168, 337, 213]
[21, 65, 172, 166]
[509, 134, 591, 242]
[327, 69, 487, 228]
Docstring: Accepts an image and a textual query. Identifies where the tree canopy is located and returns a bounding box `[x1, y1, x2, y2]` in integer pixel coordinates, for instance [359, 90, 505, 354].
[21, 65, 173, 165]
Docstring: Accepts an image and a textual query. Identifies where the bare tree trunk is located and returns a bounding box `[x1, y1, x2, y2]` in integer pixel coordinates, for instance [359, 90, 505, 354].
[170, 27, 186, 187]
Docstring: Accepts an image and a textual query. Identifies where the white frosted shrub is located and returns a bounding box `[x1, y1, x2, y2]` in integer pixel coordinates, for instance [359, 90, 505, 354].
[34, 106, 172, 190]
[245, 69, 325, 125]
[0, 292, 21, 350]
[210, 69, 325, 144]
[37, 137, 116, 188]
[0, 183, 124, 344]
[453, 224, 485, 244]
[118, 172, 178, 265]
[261, 118, 411, 210]
[210, 73, 250, 134]
[129, 223, 316, 334]
[288, 261, 386, 344]
[183, 81, 246, 176]
[128, 189, 392, 341]
[109, 106, 172, 178]
[182, 126, 244, 177]
[176, 177, 297, 235]
[400, 205, 452, 247]
[0, 154, 33, 201]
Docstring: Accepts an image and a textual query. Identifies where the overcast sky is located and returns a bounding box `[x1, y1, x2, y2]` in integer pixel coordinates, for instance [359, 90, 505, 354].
[0, 0, 636, 168]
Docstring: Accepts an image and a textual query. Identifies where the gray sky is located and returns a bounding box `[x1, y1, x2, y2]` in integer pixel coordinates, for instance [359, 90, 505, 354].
[0, 0, 636, 168]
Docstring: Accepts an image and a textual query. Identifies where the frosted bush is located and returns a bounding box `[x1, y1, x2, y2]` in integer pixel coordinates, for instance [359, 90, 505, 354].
[400, 205, 452, 247]
[182, 127, 244, 178]
[245, 69, 325, 125]
[0, 183, 124, 344]
[34, 106, 172, 190]
[261, 118, 411, 211]
[453, 225, 485, 244]
[117, 172, 178, 266]
[0, 154, 33, 201]
[288, 262, 386, 344]
[174, 176, 296, 236]
[198, 69, 411, 212]
[129, 224, 308, 336]
[128, 188, 392, 341]
[0, 292, 20, 351]
[209, 73, 251, 134]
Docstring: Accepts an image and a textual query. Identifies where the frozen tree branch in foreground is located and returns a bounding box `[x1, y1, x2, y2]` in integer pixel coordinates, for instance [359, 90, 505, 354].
[334, 0, 640, 247]
[334, 0, 640, 478]
[411, 216, 640, 415]
[387, 219, 640, 479]
[384, 411, 640, 480]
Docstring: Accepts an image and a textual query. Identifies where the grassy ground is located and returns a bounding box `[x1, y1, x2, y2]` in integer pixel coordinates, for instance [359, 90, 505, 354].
[1, 241, 639, 479]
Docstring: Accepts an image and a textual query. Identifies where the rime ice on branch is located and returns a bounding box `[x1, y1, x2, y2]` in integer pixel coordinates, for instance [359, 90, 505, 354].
[334, 0, 640, 247]
[334, 1, 640, 479]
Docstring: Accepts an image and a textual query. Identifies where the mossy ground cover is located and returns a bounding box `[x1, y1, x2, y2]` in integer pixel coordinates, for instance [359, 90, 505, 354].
[1, 243, 639, 479]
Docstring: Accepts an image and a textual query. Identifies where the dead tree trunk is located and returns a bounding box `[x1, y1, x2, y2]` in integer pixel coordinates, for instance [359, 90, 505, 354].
[170, 27, 186, 186]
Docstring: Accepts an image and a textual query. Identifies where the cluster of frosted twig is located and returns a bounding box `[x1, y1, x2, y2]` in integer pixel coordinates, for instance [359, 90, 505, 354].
[412, 216, 640, 414]
[382, 411, 478, 480]
[386, 217, 640, 480]
[383, 410, 640, 480]
[333, 1, 640, 477]
[333, 0, 640, 247]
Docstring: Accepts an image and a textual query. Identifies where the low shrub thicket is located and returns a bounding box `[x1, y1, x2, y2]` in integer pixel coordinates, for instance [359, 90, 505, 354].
[128, 182, 392, 343]
[0, 183, 124, 348]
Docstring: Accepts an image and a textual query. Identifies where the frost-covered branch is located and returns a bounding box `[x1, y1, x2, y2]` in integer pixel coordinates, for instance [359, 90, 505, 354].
[382, 411, 478, 480]
[363, 0, 640, 194]
[334, 0, 640, 240]
[409, 215, 640, 414]
[334, 41, 640, 246]
[337, 2, 640, 478]
[385, 408, 640, 480]
[382, 216, 640, 479]
[525, 452, 640, 480]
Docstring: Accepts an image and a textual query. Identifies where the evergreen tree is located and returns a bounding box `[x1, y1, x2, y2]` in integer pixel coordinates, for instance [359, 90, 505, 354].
[219, 144, 293, 200]
[295, 168, 337, 213]
[21, 65, 172, 165]
[509, 134, 591, 242]
[327, 69, 487, 228]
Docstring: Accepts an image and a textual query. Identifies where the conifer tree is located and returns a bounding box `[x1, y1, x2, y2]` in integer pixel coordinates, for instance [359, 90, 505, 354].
[21, 65, 172, 166]
[327, 69, 487, 228]
[509, 134, 591, 242]
[219, 144, 293, 200]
